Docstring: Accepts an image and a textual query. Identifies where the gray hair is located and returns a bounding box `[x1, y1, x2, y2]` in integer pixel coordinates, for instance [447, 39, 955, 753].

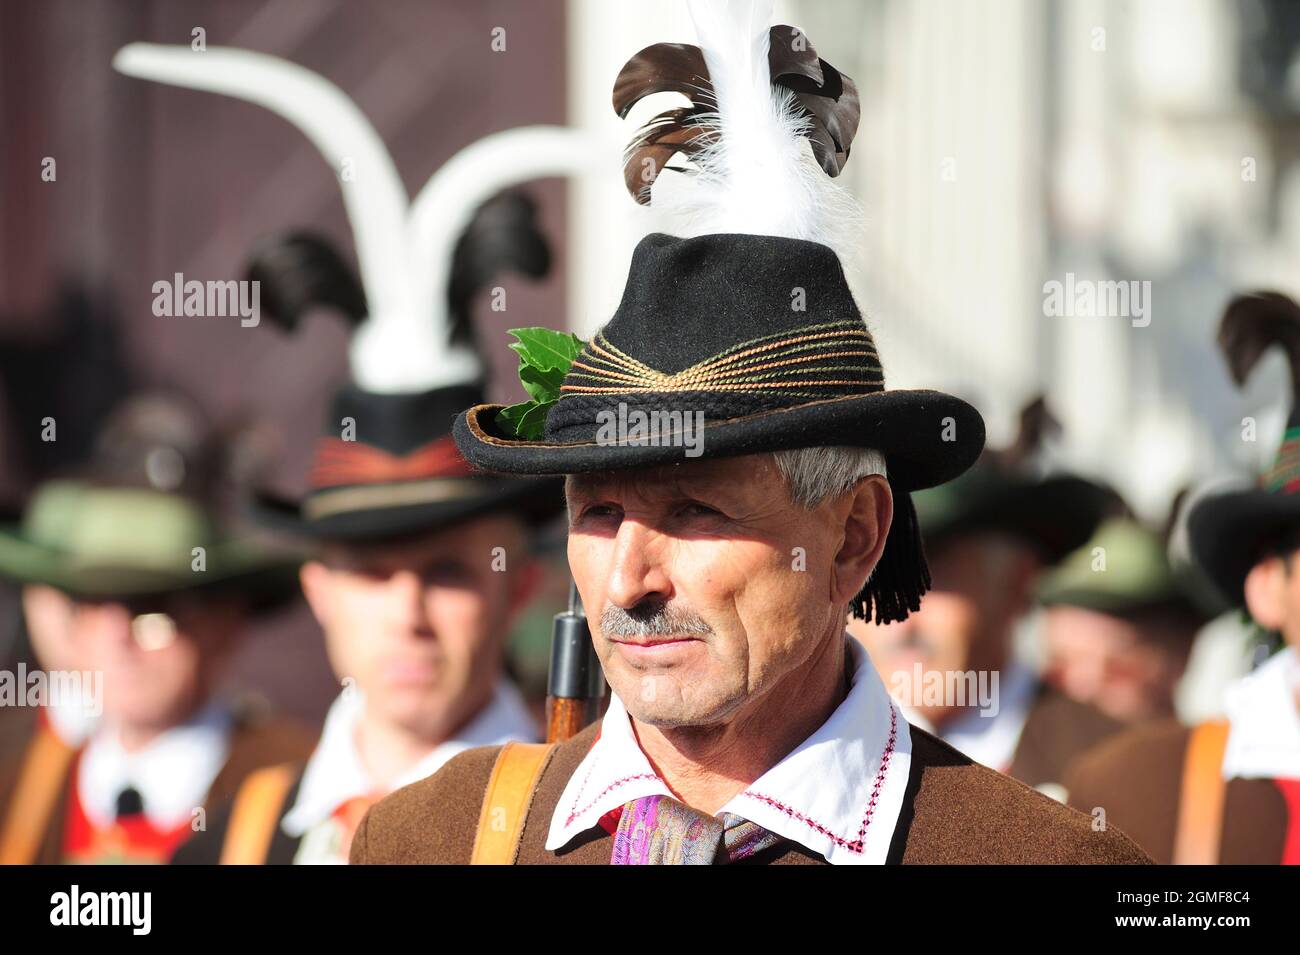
[771, 446, 888, 508]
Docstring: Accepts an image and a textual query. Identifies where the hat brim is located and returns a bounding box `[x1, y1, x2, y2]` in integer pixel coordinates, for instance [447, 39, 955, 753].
[922, 474, 1120, 564]
[0, 525, 299, 609]
[453, 390, 985, 492]
[248, 476, 565, 544]
[1186, 487, 1300, 607]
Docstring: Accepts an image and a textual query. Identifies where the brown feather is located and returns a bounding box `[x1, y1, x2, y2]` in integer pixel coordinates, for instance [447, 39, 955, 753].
[769, 27, 861, 177]
[613, 27, 862, 200]
[1218, 291, 1300, 395]
[1000, 396, 1060, 471]
[612, 42, 712, 118]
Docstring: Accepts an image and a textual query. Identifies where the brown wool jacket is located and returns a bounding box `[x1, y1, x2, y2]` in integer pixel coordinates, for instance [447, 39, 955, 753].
[1008, 685, 1126, 791]
[1065, 719, 1290, 865]
[350, 720, 1153, 865]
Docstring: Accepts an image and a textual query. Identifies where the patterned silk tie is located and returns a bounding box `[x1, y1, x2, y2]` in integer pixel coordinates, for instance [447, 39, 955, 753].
[610, 793, 785, 864]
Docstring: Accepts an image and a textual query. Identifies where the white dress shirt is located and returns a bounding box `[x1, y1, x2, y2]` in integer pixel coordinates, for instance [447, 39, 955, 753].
[282, 678, 538, 862]
[545, 636, 913, 865]
[1221, 646, 1300, 781]
[45, 691, 98, 747]
[78, 702, 232, 830]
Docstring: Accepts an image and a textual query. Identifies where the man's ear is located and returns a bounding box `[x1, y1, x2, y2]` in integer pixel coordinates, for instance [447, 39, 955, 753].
[1244, 557, 1288, 631]
[832, 475, 893, 607]
[299, 560, 335, 627]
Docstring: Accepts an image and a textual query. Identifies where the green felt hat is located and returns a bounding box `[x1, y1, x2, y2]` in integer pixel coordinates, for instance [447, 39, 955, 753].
[0, 479, 297, 603]
[1037, 518, 1202, 617]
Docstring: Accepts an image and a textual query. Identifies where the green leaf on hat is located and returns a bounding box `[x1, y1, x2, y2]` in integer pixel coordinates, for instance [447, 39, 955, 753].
[498, 398, 555, 440]
[507, 327, 583, 375]
[496, 328, 584, 439]
[519, 362, 567, 403]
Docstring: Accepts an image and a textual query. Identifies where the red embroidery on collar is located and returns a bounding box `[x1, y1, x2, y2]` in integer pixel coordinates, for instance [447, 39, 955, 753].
[565, 765, 660, 826]
[738, 704, 898, 855]
[565, 703, 901, 854]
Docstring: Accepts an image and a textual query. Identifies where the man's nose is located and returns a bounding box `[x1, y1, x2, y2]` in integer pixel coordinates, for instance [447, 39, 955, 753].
[93, 603, 135, 647]
[386, 570, 430, 633]
[604, 520, 672, 609]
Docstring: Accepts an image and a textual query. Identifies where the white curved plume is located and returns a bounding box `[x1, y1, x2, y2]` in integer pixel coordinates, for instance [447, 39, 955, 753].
[115, 44, 604, 393]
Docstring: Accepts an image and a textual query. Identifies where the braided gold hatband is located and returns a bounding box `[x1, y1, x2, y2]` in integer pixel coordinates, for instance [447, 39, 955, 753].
[560, 320, 884, 398]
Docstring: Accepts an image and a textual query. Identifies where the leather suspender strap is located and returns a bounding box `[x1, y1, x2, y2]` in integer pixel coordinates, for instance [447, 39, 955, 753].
[0, 722, 76, 865]
[471, 742, 555, 864]
[218, 763, 298, 865]
[1172, 719, 1231, 865]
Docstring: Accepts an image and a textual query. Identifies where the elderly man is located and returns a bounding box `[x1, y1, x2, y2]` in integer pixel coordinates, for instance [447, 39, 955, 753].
[348, 1, 1149, 866]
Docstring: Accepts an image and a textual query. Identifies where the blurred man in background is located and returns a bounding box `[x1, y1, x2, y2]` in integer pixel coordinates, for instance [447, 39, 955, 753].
[0, 395, 312, 863]
[1038, 518, 1208, 724]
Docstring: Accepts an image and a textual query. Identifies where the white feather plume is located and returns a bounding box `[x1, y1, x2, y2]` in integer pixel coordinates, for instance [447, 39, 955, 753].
[661, 0, 860, 260]
[115, 43, 602, 394]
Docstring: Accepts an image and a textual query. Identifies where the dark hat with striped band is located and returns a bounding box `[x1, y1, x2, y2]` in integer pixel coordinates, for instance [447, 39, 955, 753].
[252, 383, 562, 542]
[456, 231, 982, 494]
[1188, 292, 1300, 607]
[453, 232, 982, 626]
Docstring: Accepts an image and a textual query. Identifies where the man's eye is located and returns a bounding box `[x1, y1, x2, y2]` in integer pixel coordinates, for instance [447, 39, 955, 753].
[579, 504, 620, 521]
[679, 502, 722, 519]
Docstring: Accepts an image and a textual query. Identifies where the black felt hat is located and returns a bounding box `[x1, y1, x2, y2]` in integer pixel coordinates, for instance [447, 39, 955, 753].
[455, 232, 985, 624]
[252, 383, 563, 543]
[455, 232, 983, 491]
[908, 396, 1120, 564]
[1187, 292, 1300, 607]
[915, 469, 1121, 565]
[236, 190, 566, 544]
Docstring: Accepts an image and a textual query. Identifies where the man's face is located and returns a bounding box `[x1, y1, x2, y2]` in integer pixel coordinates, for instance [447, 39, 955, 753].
[300, 515, 535, 740]
[849, 534, 1038, 725]
[1243, 548, 1300, 654]
[1043, 605, 1188, 722]
[74, 595, 243, 732]
[565, 454, 885, 729]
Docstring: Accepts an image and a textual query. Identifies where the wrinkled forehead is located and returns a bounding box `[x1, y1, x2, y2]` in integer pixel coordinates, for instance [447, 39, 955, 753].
[564, 454, 785, 502]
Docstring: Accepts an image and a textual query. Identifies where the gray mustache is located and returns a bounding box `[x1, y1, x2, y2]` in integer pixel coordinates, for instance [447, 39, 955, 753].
[600, 602, 713, 638]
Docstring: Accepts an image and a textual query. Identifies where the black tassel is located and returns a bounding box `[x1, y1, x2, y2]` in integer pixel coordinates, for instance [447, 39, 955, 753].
[850, 481, 931, 624]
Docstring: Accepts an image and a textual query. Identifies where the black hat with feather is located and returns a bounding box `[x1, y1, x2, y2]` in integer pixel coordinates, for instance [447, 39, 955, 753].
[113, 43, 603, 542]
[1188, 292, 1300, 606]
[452, 0, 986, 623]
